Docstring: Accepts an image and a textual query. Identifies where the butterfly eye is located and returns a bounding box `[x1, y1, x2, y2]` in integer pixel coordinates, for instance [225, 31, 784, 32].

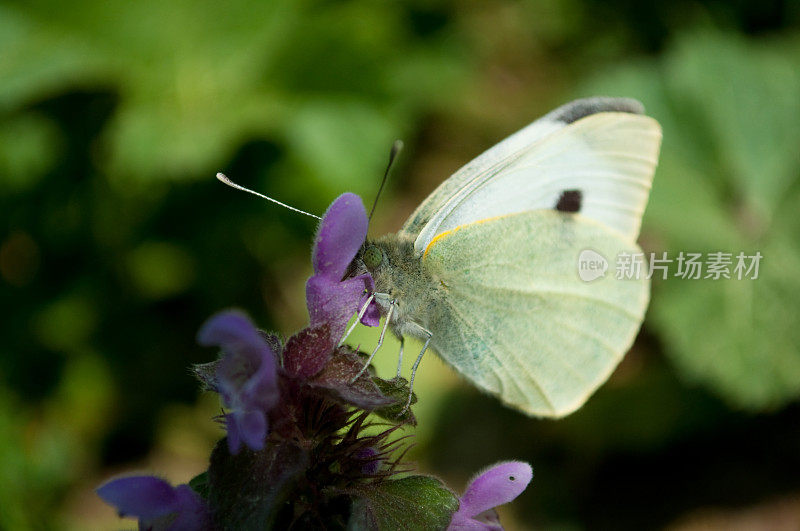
[363, 245, 383, 269]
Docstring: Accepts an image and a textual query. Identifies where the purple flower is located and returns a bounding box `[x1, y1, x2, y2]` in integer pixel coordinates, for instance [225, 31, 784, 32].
[306, 193, 380, 339]
[97, 475, 209, 530]
[353, 446, 382, 475]
[198, 310, 280, 454]
[448, 461, 533, 530]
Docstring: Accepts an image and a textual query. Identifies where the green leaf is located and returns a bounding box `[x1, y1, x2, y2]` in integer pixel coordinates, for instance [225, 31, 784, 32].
[665, 32, 800, 222]
[0, 112, 61, 193]
[650, 237, 800, 410]
[207, 439, 309, 530]
[581, 31, 800, 410]
[348, 476, 459, 531]
[283, 99, 400, 197]
[1, 0, 466, 188]
[125, 241, 196, 299]
[372, 377, 417, 425]
[188, 471, 209, 500]
[309, 346, 397, 410]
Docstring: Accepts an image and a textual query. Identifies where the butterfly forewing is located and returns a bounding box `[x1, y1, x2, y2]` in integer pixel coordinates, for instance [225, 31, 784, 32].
[411, 112, 661, 254]
[399, 97, 655, 246]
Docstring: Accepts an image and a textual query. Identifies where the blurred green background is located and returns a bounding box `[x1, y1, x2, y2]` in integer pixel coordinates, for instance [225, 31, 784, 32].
[2, 0, 800, 529]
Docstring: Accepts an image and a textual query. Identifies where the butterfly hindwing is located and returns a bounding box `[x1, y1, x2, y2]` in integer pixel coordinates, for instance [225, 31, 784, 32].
[421, 210, 648, 417]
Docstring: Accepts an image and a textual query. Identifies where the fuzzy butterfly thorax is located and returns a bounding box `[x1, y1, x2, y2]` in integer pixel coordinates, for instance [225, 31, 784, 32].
[359, 233, 447, 341]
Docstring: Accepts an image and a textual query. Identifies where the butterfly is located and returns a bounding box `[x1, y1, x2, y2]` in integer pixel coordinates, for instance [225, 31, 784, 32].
[353, 97, 662, 417]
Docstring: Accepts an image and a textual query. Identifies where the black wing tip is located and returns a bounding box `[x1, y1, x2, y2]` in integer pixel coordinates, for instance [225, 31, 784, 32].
[549, 97, 645, 124]
[555, 190, 582, 213]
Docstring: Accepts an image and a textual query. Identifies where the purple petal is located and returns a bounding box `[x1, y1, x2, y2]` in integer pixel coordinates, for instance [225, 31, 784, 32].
[458, 461, 532, 518]
[356, 274, 381, 326]
[306, 274, 371, 336]
[237, 409, 267, 451]
[305, 194, 380, 335]
[237, 351, 281, 412]
[448, 513, 492, 530]
[96, 476, 178, 520]
[472, 508, 502, 530]
[312, 193, 368, 280]
[170, 485, 211, 530]
[225, 413, 243, 454]
[197, 310, 264, 351]
[354, 446, 381, 475]
[198, 310, 279, 412]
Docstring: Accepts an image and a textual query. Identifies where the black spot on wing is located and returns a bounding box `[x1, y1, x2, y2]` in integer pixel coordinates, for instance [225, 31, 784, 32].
[549, 97, 644, 124]
[555, 190, 582, 212]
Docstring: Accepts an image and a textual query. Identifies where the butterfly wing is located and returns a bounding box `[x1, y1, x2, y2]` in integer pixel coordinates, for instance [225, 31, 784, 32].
[421, 210, 648, 417]
[403, 99, 661, 254]
[400, 98, 648, 239]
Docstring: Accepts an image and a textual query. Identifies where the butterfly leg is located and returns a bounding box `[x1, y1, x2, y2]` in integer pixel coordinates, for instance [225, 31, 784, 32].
[395, 336, 405, 378]
[350, 297, 396, 382]
[339, 292, 376, 346]
[400, 326, 432, 415]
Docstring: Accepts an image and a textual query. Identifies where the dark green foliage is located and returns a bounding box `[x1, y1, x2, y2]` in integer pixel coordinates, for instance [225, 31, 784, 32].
[2, 0, 800, 528]
[348, 476, 459, 531]
[581, 30, 800, 410]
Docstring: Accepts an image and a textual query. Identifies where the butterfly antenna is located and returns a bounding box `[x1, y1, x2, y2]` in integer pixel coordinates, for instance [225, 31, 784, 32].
[216, 173, 321, 220]
[369, 140, 404, 222]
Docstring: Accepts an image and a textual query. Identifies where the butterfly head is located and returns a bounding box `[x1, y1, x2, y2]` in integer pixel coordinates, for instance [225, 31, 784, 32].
[350, 240, 390, 287]
[357, 234, 422, 302]
[342, 240, 390, 289]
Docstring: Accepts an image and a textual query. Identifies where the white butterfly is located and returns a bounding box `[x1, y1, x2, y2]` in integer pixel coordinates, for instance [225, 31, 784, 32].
[355, 97, 662, 417]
